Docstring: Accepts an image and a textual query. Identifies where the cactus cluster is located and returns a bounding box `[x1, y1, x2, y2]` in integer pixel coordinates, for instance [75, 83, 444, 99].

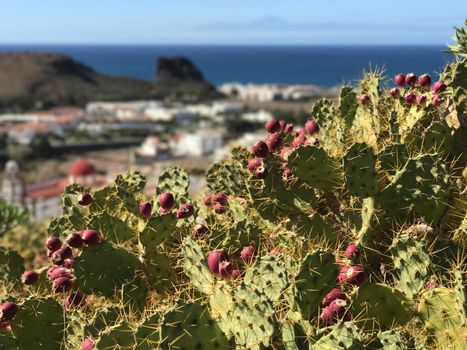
[1, 23, 466, 350]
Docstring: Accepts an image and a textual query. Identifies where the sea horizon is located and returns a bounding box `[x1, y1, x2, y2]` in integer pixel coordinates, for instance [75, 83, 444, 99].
[0, 44, 453, 88]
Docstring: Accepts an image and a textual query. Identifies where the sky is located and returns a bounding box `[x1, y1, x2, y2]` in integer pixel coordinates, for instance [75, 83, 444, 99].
[0, 0, 466, 45]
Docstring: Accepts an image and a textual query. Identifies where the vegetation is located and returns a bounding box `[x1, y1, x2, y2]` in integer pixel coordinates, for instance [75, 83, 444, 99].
[0, 23, 466, 350]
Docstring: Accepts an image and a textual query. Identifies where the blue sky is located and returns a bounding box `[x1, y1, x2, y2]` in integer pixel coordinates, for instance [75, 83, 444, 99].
[0, 0, 465, 45]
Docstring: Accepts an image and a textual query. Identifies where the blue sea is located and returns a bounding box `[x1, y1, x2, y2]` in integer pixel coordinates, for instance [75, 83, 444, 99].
[0, 45, 453, 87]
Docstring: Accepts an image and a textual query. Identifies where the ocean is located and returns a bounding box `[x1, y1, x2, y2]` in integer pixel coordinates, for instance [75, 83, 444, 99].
[0, 45, 453, 87]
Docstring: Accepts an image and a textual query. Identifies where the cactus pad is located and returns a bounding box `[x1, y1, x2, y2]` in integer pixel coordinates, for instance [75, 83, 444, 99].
[343, 142, 378, 197]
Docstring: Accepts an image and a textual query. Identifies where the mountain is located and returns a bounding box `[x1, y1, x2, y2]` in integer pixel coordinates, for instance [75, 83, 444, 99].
[0, 52, 220, 110]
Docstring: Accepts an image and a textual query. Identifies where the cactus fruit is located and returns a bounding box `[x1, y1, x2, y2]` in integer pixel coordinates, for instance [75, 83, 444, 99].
[267, 132, 283, 151]
[240, 245, 256, 264]
[207, 249, 229, 275]
[395, 73, 406, 87]
[305, 119, 319, 135]
[389, 87, 400, 97]
[405, 73, 417, 86]
[81, 230, 101, 246]
[21, 270, 39, 285]
[0, 302, 18, 322]
[265, 119, 281, 133]
[418, 74, 432, 89]
[82, 337, 95, 350]
[404, 92, 417, 104]
[320, 298, 348, 325]
[46, 236, 62, 252]
[359, 94, 371, 105]
[432, 80, 447, 93]
[252, 140, 270, 158]
[322, 288, 347, 306]
[344, 245, 360, 261]
[66, 232, 84, 248]
[78, 192, 93, 206]
[64, 292, 85, 309]
[139, 201, 152, 218]
[337, 265, 367, 286]
[158, 192, 174, 210]
[176, 203, 194, 218]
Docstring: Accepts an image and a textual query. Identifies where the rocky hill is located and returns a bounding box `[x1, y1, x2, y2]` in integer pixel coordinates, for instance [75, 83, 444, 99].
[0, 52, 220, 110]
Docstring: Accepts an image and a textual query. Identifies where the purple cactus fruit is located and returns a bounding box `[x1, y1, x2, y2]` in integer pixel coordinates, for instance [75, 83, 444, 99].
[78, 192, 93, 206]
[176, 203, 194, 219]
[251, 140, 270, 158]
[82, 230, 101, 246]
[279, 120, 287, 131]
[240, 246, 256, 264]
[388, 87, 400, 98]
[253, 162, 268, 179]
[305, 119, 319, 135]
[405, 73, 417, 86]
[192, 224, 209, 237]
[219, 261, 234, 280]
[51, 245, 73, 265]
[338, 265, 368, 286]
[48, 267, 72, 281]
[418, 74, 431, 90]
[139, 201, 153, 219]
[344, 245, 360, 260]
[66, 232, 84, 249]
[404, 93, 417, 105]
[46, 236, 62, 252]
[82, 337, 95, 350]
[63, 258, 75, 269]
[0, 302, 18, 322]
[207, 249, 229, 275]
[292, 135, 307, 148]
[267, 133, 283, 152]
[212, 193, 228, 206]
[21, 270, 39, 285]
[322, 288, 347, 307]
[432, 80, 447, 94]
[320, 299, 347, 325]
[394, 73, 406, 87]
[0, 321, 11, 332]
[264, 119, 281, 134]
[284, 123, 294, 134]
[431, 94, 443, 106]
[283, 167, 293, 179]
[231, 269, 242, 280]
[359, 94, 371, 105]
[417, 95, 427, 105]
[158, 192, 174, 211]
[203, 194, 213, 207]
[64, 292, 85, 309]
[213, 202, 228, 214]
[280, 147, 294, 162]
[53, 276, 73, 293]
[247, 157, 263, 172]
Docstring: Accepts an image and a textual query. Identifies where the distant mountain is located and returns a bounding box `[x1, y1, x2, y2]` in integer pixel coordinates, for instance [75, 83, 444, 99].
[0, 52, 220, 110]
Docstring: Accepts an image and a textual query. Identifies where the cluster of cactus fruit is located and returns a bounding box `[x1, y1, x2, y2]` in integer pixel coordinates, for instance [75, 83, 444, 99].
[1, 24, 467, 350]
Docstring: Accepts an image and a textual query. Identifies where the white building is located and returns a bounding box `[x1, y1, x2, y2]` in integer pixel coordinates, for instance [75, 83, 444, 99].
[241, 109, 274, 123]
[173, 130, 223, 157]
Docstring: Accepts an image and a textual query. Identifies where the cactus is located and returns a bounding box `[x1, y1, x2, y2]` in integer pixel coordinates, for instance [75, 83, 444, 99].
[343, 142, 378, 198]
[312, 322, 364, 349]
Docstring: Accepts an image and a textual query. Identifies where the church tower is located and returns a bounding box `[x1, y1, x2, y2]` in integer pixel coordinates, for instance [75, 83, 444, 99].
[0, 160, 26, 208]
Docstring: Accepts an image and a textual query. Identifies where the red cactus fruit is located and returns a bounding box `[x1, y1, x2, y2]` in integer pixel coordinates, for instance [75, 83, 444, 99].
[251, 140, 270, 158]
[46, 236, 62, 252]
[203, 194, 213, 207]
[292, 135, 307, 148]
[63, 258, 75, 269]
[264, 119, 281, 134]
[158, 192, 175, 210]
[432, 80, 447, 94]
[344, 245, 360, 260]
[212, 193, 228, 206]
[207, 249, 229, 275]
[48, 267, 72, 281]
[394, 73, 406, 87]
[21, 270, 39, 285]
[338, 265, 368, 286]
[322, 288, 347, 306]
[359, 94, 371, 105]
[82, 337, 95, 350]
[305, 119, 319, 135]
[82, 230, 101, 246]
[77, 192, 93, 206]
[404, 93, 417, 105]
[267, 133, 283, 152]
[418, 74, 431, 90]
[280, 147, 294, 161]
[247, 157, 263, 172]
[417, 95, 427, 105]
[176, 203, 194, 219]
[64, 292, 86, 309]
[219, 261, 234, 280]
[320, 298, 348, 324]
[53, 276, 73, 293]
[240, 246, 256, 264]
[405, 73, 417, 86]
[0, 321, 11, 332]
[213, 202, 228, 214]
[431, 94, 442, 106]
[0, 302, 18, 322]
[279, 120, 286, 131]
[51, 245, 73, 265]
[66, 232, 84, 249]
[283, 167, 293, 179]
[284, 123, 294, 133]
[388, 87, 400, 98]
[192, 224, 209, 237]
[139, 201, 153, 219]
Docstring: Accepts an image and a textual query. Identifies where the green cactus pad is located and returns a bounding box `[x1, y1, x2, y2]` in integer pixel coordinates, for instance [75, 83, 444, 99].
[206, 162, 249, 197]
[339, 86, 358, 130]
[181, 237, 215, 295]
[312, 322, 364, 350]
[244, 254, 290, 303]
[139, 213, 177, 249]
[287, 146, 343, 192]
[222, 218, 262, 250]
[160, 301, 231, 349]
[343, 142, 378, 197]
[121, 276, 148, 313]
[134, 313, 161, 350]
[85, 307, 122, 338]
[88, 212, 137, 244]
[156, 166, 189, 198]
[0, 331, 16, 349]
[381, 154, 450, 224]
[142, 251, 175, 294]
[293, 251, 338, 320]
[377, 330, 409, 350]
[94, 323, 136, 349]
[74, 241, 140, 297]
[10, 297, 65, 350]
[351, 283, 412, 330]
[378, 143, 408, 177]
[0, 247, 24, 286]
[390, 234, 430, 298]
[62, 184, 88, 230]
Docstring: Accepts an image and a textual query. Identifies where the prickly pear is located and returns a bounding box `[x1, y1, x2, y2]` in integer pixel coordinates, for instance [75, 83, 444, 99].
[176, 203, 194, 219]
[240, 246, 256, 264]
[0, 302, 18, 322]
[265, 119, 281, 134]
[252, 141, 270, 158]
[305, 119, 319, 135]
[78, 192, 93, 206]
[207, 249, 229, 275]
[394, 73, 406, 87]
[432, 80, 447, 94]
[21, 270, 39, 285]
[66, 232, 84, 249]
[46, 236, 62, 252]
[139, 201, 153, 219]
[82, 230, 101, 246]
